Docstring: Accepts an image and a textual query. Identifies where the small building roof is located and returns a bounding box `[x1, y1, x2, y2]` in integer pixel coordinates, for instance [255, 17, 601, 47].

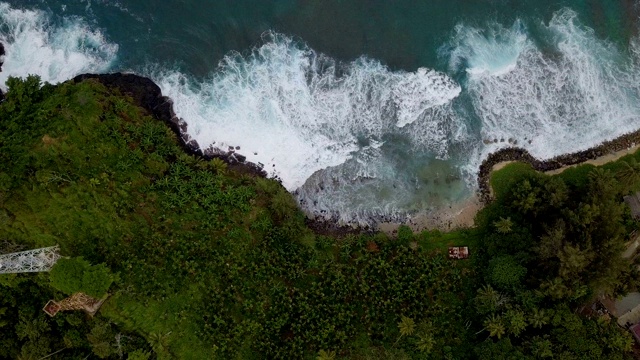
[630, 323, 640, 343]
[448, 247, 469, 259]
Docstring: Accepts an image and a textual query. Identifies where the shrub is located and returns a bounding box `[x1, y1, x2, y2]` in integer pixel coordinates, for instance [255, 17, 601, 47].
[50, 257, 113, 297]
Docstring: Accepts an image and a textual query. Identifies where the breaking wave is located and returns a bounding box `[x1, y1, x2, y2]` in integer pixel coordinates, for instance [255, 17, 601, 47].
[0, 2, 118, 89]
[2, 1, 640, 225]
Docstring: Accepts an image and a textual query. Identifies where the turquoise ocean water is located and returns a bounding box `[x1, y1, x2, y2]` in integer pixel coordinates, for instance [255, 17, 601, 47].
[1, 0, 639, 224]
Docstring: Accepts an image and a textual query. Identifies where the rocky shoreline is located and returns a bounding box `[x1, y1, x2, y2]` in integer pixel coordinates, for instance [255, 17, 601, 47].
[477, 132, 640, 204]
[72, 73, 268, 178]
[69, 72, 640, 234]
[71, 73, 361, 236]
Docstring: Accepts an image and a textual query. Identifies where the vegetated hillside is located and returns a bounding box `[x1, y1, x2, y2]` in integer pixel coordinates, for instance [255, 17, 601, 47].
[0, 76, 638, 359]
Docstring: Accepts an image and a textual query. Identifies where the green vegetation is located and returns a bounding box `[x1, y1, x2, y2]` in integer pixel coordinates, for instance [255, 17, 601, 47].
[0, 75, 639, 359]
[49, 257, 114, 298]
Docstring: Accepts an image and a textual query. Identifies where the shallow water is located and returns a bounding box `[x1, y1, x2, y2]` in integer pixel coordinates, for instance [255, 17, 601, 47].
[1, 1, 639, 224]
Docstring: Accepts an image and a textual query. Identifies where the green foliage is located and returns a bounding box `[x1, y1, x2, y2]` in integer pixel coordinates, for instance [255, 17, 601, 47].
[481, 157, 639, 359]
[484, 314, 506, 339]
[493, 217, 513, 234]
[317, 349, 336, 360]
[489, 162, 537, 199]
[2, 76, 638, 360]
[128, 349, 152, 360]
[397, 315, 416, 338]
[397, 225, 414, 244]
[49, 257, 113, 297]
[488, 255, 526, 291]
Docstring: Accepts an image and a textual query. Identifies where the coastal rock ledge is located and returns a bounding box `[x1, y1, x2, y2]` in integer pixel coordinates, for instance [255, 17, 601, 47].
[72, 73, 267, 178]
[70, 72, 640, 231]
[478, 131, 640, 204]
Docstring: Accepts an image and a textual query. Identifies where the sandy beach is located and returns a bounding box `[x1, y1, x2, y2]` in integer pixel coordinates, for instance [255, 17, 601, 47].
[378, 144, 640, 235]
[377, 194, 483, 235]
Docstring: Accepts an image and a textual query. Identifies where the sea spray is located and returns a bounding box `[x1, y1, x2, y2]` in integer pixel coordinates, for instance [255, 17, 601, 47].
[451, 9, 640, 183]
[0, 2, 117, 89]
[3, 1, 640, 226]
[153, 32, 468, 225]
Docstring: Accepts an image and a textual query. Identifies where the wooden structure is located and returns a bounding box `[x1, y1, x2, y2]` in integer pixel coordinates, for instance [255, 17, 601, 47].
[448, 246, 469, 259]
[624, 192, 640, 219]
[43, 292, 106, 317]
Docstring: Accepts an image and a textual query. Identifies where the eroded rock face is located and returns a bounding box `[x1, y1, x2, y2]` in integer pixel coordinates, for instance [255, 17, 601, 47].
[71, 73, 267, 177]
[70, 72, 360, 235]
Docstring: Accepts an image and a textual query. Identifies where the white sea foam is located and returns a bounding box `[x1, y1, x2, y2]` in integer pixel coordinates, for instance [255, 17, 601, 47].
[155, 33, 463, 194]
[4, 0, 640, 225]
[0, 2, 117, 89]
[448, 20, 528, 77]
[450, 9, 640, 178]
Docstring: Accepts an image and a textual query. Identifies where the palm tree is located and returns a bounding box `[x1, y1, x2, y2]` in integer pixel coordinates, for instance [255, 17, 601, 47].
[617, 158, 640, 192]
[395, 316, 416, 345]
[317, 349, 336, 360]
[530, 308, 549, 329]
[588, 168, 616, 199]
[148, 332, 171, 359]
[505, 309, 527, 337]
[415, 332, 435, 354]
[475, 285, 500, 314]
[484, 314, 506, 339]
[494, 217, 513, 234]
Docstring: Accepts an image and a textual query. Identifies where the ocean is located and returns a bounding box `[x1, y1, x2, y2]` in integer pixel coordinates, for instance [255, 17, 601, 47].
[1, 0, 639, 225]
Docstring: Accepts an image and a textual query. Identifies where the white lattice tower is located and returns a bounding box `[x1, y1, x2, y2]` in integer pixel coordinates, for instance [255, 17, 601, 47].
[0, 246, 61, 274]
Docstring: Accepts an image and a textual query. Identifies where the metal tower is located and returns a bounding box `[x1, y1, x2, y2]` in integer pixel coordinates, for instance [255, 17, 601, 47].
[0, 246, 61, 274]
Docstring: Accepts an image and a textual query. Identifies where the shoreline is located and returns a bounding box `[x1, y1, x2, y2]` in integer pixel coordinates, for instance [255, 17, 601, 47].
[477, 131, 640, 204]
[396, 142, 640, 234]
[70, 72, 640, 236]
[377, 195, 483, 235]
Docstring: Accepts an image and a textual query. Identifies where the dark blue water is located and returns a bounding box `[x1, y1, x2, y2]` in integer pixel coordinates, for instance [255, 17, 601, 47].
[1, 1, 639, 224]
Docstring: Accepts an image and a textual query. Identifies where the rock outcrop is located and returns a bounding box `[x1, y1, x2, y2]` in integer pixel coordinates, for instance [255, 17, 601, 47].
[478, 131, 640, 203]
[72, 73, 267, 178]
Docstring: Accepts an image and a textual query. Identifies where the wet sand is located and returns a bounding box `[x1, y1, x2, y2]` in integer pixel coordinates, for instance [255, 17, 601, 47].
[378, 144, 640, 235]
[377, 194, 483, 235]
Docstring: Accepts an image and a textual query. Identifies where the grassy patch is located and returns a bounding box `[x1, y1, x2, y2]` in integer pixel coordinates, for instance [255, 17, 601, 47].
[489, 162, 537, 199]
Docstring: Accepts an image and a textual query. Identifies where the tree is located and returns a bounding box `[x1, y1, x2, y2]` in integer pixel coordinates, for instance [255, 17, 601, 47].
[49, 257, 113, 297]
[494, 217, 513, 234]
[484, 314, 506, 339]
[504, 309, 527, 337]
[49, 257, 90, 295]
[530, 336, 553, 358]
[317, 349, 336, 360]
[397, 225, 414, 244]
[512, 179, 541, 214]
[415, 332, 435, 354]
[616, 158, 640, 192]
[540, 278, 570, 300]
[147, 332, 171, 359]
[475, 285, 501, 314]
[81, 264, 115, 298]
[489, 256, 527, 291]
[87, 321, 116, 358]
[530, 308, 549, 329]
[127, 350, 152, 360]
[395, 316, 415, 345]
[587, 168, 617, 201]
[208, 157, 227, 175]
